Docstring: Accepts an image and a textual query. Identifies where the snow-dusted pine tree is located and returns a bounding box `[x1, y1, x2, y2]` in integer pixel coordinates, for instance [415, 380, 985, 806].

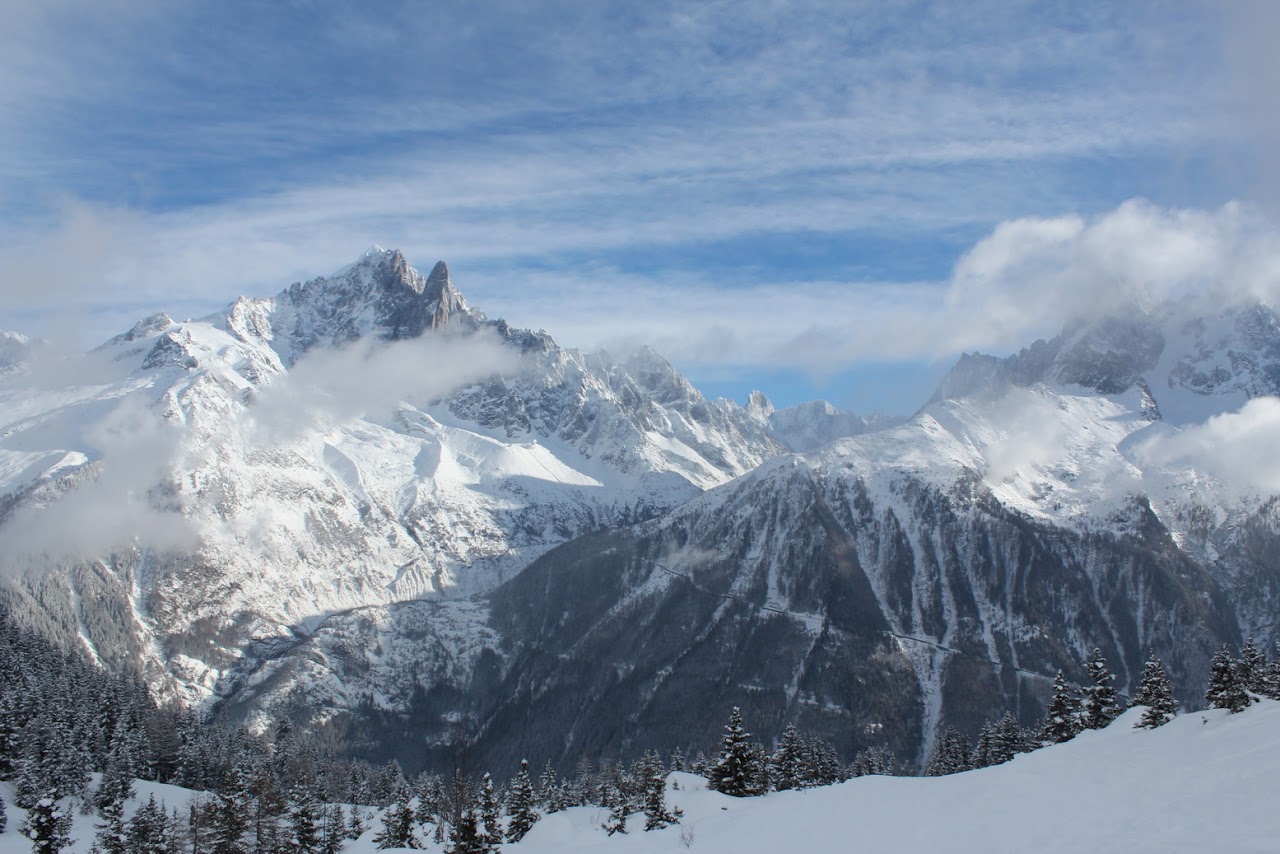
[125, 795, 169, 853]
[602, 786, 628, 836]
[372, 783, 419, 850]
[925, 727, 972, 776]
[643, 764, 682, 831]
[209, 766, 251, 854]
[1262, 646, 1280, 701]
[1238, 638, 1268, 696]
[1081, 649, 1120, 730]
[1041, 671, 1082, 744]
[93, 736, 136, 854]
[320, 802, 346, 854]
[1132, 655, 1178, 729]
[1206, 644, 1250, 713]
[22, 795, 74, 854]
[288, 784, 323, 853]
[538, 760, 566, 813]
[771, 723, 802, 790]
[506, 759, 539, 843]
[477, 772, 502, 850]
[708, 707, 764, 797]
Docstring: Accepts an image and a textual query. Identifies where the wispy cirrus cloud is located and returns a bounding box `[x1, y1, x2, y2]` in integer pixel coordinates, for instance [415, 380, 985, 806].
[0, 0, 1258, 412]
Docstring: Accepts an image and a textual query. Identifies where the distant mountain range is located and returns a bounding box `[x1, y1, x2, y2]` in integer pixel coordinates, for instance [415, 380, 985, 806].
[1, 249, 1277, 773]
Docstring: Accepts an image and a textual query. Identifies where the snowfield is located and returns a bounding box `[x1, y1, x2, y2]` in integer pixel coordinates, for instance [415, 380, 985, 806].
[4, 702, 1279, 852]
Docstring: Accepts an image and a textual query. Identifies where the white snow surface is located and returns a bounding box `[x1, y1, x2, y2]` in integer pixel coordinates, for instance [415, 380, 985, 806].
[4, 703, 1279, 853]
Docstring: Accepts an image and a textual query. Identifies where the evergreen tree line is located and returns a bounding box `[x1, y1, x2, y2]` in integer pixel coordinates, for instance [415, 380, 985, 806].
[924, 639, 1280, 779]
[0, 608, 411, 853]
[5, 599, 1280, 853]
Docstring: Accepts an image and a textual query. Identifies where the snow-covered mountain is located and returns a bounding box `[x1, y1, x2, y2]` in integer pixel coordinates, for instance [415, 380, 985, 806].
[2, 250, 1278, 776]
[0, 249, 826, 707]
[217, 289, 1280, 771]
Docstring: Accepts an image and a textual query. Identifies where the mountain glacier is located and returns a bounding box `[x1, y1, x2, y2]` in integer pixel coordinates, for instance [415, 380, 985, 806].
[1, 250, 1277, 773]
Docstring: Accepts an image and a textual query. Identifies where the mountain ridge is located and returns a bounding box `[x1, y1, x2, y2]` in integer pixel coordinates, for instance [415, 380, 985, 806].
[1, 250, 1277, 775]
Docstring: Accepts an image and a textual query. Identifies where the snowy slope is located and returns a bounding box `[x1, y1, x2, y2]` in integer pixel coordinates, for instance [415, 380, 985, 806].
[4, 704, 1278, 853]
[510, 705, 1280, 854]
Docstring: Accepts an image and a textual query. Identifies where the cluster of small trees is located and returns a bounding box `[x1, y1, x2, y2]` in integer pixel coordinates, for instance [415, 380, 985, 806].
[1204, 638, 1280, 713]
[705, 706, 894, 798]
[923, 648, 1173, 778]
[368, 748, 690, 849]
[0, 608, 414, 853]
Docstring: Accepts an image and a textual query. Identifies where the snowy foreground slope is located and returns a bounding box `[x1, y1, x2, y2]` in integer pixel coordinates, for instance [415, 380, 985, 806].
[5, 704, 1279, 853]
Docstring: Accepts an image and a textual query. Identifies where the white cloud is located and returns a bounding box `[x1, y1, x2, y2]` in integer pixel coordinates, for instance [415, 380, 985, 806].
[1132, 397, 1280, 496]
[981, 393, 1071, 485]
[8, 195, 1280, 418]
[243, 331, 518, 446]
[941, 200, 1280, 350]
[0, 395, 198, 564]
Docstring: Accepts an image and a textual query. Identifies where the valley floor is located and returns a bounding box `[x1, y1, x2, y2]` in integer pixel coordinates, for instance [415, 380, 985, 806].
[5, 703, 1279, 853]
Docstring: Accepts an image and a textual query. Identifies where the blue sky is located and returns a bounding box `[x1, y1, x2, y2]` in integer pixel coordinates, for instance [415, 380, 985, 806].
[0, 0, 1272, 413]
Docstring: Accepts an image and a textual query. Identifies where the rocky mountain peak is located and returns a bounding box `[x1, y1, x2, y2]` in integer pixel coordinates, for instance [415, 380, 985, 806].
[268, 250, 476, 359]
[0, 331, 33, 377]
[932, 304, 1167, 401]
[746, 390, 774, 419]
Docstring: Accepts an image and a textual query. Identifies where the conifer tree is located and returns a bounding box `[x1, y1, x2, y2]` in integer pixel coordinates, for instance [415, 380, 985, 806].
[348, 802, 369, 840]
[94, 793, 130, 854]
[1262, 648, 1280, 701]
[1132, 654, 1179, 728]
[209, 757, 251, 854]
[707, 707, 764, 796]
[22, 794, 74, 854]
[601, 786, 628, 836]
[1206, 644, 1250, 712]
[372, 783, 419, 850]
[505, 759, 539, 843]
[849, 746, 896, 777]
[1041, 671, 1083, 744]
[477, 772, 502, 849]
[320, 802, 346, 854]
[925, 727, 972, 776]
[971, 722, 996, 769]
[537, 761, 565, 813]
[771, 724, 802, 790]
[669, 747, 686, 772]
[413, 773, 444, 828]
[1081, 648, 1120, 730]
[803, 734, 842, 786]
[125, 795, 169, 854]
[448, 806, 487, 854]
[989, 713, 1023, 765]
[1238, 638, 1267, 697]
[93, 736, 136, 854]
[0, 790, 6, 834]
[289, 784, 323, 853]
[643, 764, 682, 831]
